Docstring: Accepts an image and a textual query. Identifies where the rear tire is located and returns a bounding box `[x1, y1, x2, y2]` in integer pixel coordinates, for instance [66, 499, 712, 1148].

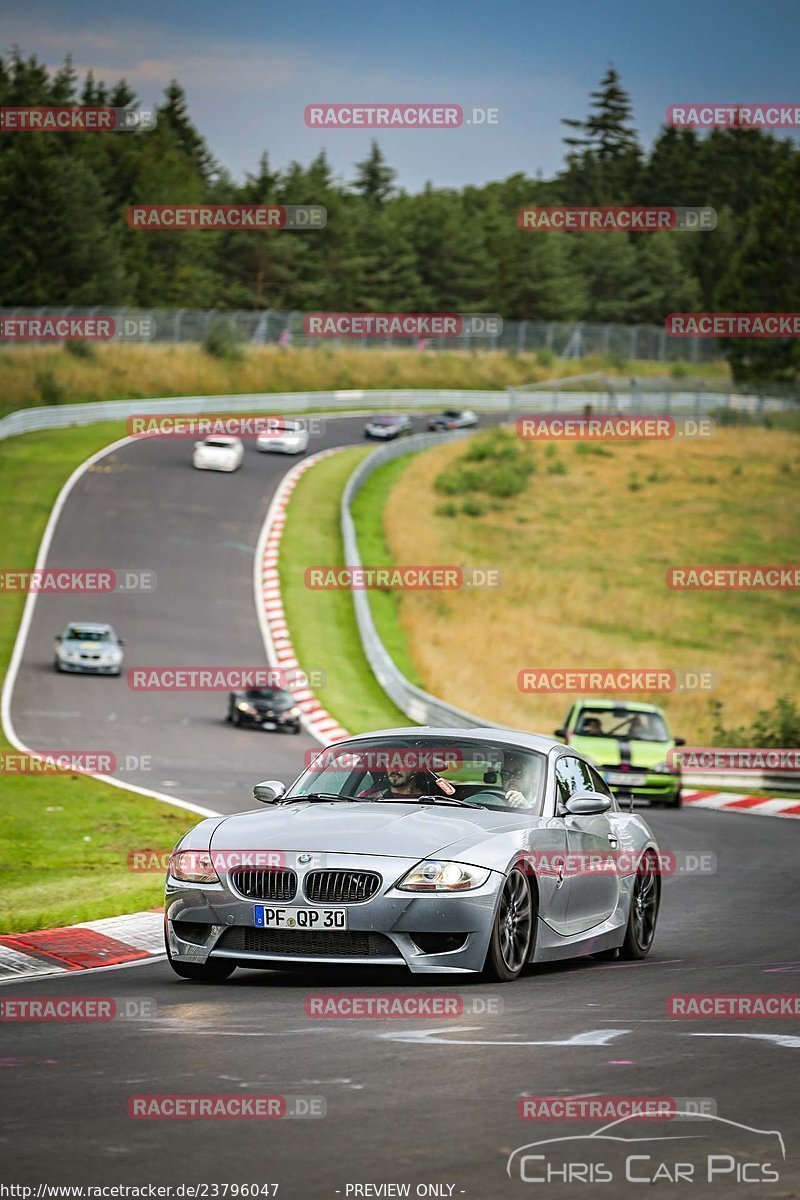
[620, 850, 660, 960]
[483, 868, 535, 982]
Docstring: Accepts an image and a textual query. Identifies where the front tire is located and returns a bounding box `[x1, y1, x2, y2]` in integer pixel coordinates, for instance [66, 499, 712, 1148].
[620, 850, 660, 959]
[483, 868, 535, 981]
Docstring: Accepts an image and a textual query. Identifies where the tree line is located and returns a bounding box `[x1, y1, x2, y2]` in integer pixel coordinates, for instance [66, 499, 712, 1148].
[1, 53, 798, 381]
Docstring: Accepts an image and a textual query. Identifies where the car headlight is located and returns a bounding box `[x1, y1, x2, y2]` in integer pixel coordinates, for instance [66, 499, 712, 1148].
[169, 850, 220, 883]
[398, 860, 490, 892]
[237, 701, 257, 714]
[288, 706, 300, 717]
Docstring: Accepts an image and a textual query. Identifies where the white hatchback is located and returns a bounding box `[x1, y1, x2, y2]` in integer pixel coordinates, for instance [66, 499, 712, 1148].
[192, 436, 244, 472]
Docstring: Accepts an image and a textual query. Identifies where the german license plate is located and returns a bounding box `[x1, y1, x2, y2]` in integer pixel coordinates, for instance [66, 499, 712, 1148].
[606, 772, 647, 787]
[254, 905, 347, 930]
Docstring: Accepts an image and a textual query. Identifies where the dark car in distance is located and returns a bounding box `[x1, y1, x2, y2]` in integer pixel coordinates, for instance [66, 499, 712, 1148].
[226, 688, 302, 733]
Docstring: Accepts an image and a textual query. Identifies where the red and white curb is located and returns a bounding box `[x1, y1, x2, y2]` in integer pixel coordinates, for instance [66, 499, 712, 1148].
[254, 447, 352, 746]
[683, 789, 800, 819]
[0, 910, 164, 983]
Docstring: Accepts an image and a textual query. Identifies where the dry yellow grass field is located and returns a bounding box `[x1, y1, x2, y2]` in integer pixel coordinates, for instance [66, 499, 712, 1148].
[0, 342, 728, 414]
[383, 427, 800, 742]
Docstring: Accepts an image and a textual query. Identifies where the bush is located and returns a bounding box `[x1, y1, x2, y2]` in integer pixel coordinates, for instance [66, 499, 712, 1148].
[202, 319, 244, 361]
[462, 497, 487, 517]
[547, 459, 568, 475]
[434, 428, 535, 503]
[35, 370, 66, 405]
[434, 501, 458, 518]
[711, 695, 800, 748]
[64, 340, 96, 360]
[670, 361, 691, 379]
[535, 347, 555, 368]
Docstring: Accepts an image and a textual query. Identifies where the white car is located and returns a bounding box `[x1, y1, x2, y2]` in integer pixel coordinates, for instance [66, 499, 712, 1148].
[55, 622, 124, 675]
[256, 420, 309, 455]
[192, 436, 244, 472]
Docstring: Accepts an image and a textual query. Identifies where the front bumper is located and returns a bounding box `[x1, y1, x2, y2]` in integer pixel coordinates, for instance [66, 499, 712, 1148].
[57, 658, 120, 674]
[165, 853, 503, 974]
[236, 711, 300, 731]
[604, 771, 681, 802]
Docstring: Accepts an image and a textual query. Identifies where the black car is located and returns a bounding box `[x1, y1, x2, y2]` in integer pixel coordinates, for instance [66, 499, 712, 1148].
[226, 688, 301, 733]
[364, 414, 414, 439]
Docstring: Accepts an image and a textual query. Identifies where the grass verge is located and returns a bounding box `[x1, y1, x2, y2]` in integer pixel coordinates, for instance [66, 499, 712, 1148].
[0, 343, 730, 415]
[278, 448, 410, 734]
[349, 454, 423, 687]
[0, 423, 200, 933]
[382, 426, 800, 745]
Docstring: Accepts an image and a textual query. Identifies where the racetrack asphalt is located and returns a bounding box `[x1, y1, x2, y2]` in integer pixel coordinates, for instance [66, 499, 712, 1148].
[3, 413, 799, 1197]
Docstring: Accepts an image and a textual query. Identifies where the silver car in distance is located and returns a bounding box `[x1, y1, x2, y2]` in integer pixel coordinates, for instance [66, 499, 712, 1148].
[164, 728, 662, 983]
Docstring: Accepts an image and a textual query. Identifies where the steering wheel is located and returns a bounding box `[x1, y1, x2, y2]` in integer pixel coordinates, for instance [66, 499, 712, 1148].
[469, 788, 512, 804]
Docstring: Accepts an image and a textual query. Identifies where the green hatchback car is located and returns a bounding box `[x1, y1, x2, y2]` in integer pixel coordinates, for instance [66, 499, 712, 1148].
[554, 699, 685, 807]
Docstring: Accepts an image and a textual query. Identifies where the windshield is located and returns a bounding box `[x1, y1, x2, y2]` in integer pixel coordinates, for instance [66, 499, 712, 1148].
[205, 439, 234, 449]
[245, 688, 292, 707]
[371, 416, 397, 426]
[65, 627, 110, 642]
[291, 737, 547, 812]
[575, 708, 669, 742]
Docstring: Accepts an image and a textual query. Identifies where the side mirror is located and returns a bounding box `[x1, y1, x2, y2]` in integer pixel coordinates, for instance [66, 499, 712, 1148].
[194, 441, 203, 449]
[554, 727, 567, 739]
[253, 779, 286, 804]
[563, 791, 612, 816]
[55, 634, 62, 643]
[117, 638, 125, 647]
[674, 737, 686, 747]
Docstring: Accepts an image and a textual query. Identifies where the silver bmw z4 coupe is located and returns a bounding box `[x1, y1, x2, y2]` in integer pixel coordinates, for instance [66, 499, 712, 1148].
[164, 727, 662, 983]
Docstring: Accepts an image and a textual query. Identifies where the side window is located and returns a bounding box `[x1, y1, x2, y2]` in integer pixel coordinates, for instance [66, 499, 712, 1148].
[555, 756, 585, 805]
[588, 764, 614, 800]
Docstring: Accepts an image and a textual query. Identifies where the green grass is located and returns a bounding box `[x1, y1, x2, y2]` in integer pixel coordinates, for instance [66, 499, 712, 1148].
[350, 454, 423, 687]
[0, 423, 199, 932]
[278, 448, 410, 734]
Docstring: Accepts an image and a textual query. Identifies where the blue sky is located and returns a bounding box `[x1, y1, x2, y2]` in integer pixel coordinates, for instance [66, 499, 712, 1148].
[4, 0, 799, 190]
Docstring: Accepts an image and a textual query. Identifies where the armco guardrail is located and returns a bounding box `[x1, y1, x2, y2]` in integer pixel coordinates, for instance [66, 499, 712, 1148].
[341, 434, 800, 792]
[0, 389, 508, 442]
[341, 431, 506, 731]
[1, 383, 793, 443]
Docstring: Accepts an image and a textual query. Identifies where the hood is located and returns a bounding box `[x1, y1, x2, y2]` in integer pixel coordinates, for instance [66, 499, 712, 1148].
[61, 637, 116, 654]
[570, 735, 674, 769]
[209, 800, 524, 860]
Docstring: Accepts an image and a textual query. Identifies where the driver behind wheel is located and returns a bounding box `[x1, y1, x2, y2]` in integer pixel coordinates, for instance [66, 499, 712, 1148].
[503, 755, 532, 808]
[357, 767, 426, 800]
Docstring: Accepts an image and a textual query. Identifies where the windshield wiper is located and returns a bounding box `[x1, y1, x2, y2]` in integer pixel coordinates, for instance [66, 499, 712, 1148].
[281, 792, 364, 804]
[380, 794, 487, 810]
